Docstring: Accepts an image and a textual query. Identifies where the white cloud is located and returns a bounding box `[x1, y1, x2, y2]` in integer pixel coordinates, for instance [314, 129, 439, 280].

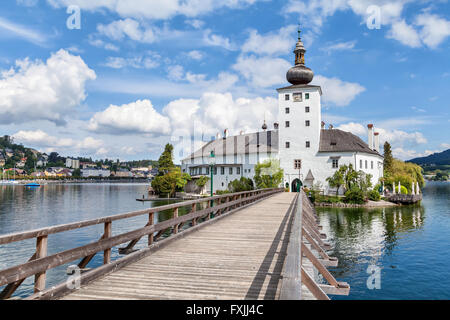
[321, 40, 357, 54]
[185, 19, 205, 29]
[0, 49, 96, 125]
[47, 0, 261, 20]
[313, 75, 365, 107]
[163, 92, 278, 140]
[13, 130, 104, 153]
[187, 50, 204, 60]
[415, 13, 450, 49]
[241, 25, 297, 56]
[387, 20, 421, 48]
[0, 17, 47, 45]
[233, 55, 291, 88]
[88, 99, 171, 135]
[203, 30, 236, 50]
[337, 121, 428, 160]
[88, 37, 120, 51]
[103, 55, 159, 69]
[97, 18, 157, 43]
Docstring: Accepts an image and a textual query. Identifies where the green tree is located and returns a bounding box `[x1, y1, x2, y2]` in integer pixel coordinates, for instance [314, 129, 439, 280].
[326, 170, 344, 196]
[151, 168, 191, 197]
[254, 159, 284, 189]
[158, 144, 175, 175]
[228, 177, 254, 193]
[383, 141, 394, 177]
[72, 168, 81, 178]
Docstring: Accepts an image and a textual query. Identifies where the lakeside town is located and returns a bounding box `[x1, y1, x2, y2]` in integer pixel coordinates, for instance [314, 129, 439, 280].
[0, 135, 158, 181]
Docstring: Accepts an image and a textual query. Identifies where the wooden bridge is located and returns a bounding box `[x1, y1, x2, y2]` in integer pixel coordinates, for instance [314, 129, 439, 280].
[0, 189, 349, 300]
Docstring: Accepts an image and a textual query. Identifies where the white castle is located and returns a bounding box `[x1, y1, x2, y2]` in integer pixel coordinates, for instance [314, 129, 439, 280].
[181, 30, 384, 195]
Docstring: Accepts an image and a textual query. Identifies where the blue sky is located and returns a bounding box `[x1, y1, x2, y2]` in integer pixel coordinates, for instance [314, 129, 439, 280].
[0, 0, 449, 162]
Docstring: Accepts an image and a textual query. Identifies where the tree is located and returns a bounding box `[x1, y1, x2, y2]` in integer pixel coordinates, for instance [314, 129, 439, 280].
[151, 168, 191, 197]
[158, 144, 175, 175]
[228, 177, 254, 193]
[326, 170, 344, 196]
[72, 168, 81, 178]
[383, 142, 394, 176]
[254, 159, 284, 189]
[48, 152, 60, 164]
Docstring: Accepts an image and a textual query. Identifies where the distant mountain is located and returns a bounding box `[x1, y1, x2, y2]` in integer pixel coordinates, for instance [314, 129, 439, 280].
[408, 149, 450, 166]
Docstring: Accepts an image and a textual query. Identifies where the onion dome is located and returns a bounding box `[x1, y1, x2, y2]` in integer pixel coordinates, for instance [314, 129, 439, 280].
[286, 28, 314, 85]
[262, 120, 268, 131]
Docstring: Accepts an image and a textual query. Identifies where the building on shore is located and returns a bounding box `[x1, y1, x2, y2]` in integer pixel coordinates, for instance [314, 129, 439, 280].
[81, 169, 111, 178]
[65, 158, 80, 169]
[181, 29, 384, 195]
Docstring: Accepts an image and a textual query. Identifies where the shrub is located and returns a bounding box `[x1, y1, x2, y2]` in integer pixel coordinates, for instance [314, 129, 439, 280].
[400, 185, 408, 195]
[344, 186, 366, 204]
[228, 177, 254, 193]
[368, 189, 381, 201]
[216, 190, 231, 195]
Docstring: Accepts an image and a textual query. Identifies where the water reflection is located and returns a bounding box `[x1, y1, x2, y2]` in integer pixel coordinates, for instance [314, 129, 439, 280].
[316, 182, 450, 300]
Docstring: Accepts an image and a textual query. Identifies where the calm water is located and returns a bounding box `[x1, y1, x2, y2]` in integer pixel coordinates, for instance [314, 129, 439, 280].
[0, 183, 190, 298]
[317, 181, 450, 300]
[1, 182, 449, 299]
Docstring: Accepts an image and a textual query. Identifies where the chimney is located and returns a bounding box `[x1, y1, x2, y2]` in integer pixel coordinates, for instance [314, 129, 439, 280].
[274, 122, 279, 130]
[374, 132, 380, 153]
[239, 130, 244, 135]
[328, 124, 334, 130]
[224, 129, 228, 139]
[367, 124, 374, 150]
[321, 121, 325, 129]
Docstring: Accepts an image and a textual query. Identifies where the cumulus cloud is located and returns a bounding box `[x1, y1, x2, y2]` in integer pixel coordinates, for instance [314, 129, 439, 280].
[241, 25, 297, 56]
[337, 121, 428, 159]
[97, 18, 157, 43]
[233, 55, 291, 88]
[415, 13, 450, 49]
[313, 75, 365, 107]
[88, 99, 171, 135]
[0, 49, 96, 125]
[387, 20, 421, 48]
[13, 130, 104, 154]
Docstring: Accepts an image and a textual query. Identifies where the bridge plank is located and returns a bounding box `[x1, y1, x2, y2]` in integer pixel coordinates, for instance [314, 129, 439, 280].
[61, 193, 298, 300]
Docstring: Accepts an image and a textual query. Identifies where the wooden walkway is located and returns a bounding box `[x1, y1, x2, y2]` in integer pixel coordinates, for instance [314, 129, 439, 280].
[0, 188, 349, 300]
[61, 193, 298, 300]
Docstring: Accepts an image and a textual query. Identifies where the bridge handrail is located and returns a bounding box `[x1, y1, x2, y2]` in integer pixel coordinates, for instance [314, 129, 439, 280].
[0, 188, 280, 245]
[0, 188, 284, 299]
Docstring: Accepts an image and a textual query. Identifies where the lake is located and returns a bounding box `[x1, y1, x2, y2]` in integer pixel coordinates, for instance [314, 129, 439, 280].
[317, 181, 450, 300]
[1, 182, 449, 299]
[0, 183, 188, 298]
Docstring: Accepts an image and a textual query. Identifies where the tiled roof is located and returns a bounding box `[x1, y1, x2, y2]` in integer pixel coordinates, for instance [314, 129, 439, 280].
[319, 129, 382, 156]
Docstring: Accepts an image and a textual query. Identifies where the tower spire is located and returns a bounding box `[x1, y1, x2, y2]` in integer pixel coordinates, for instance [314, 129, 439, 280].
[286, 26, 314, 85]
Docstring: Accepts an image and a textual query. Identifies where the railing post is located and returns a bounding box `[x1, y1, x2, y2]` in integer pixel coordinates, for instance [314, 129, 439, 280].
[34, 235, 48, 293]
[173, 208, 179, 234]
[148, 212, 155, 246]
[103, 221, 112, 264]
[206, 200, 211, 221]
[191, 203, 197, 226]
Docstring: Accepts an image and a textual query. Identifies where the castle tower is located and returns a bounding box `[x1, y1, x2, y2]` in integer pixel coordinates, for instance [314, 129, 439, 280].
[277, 28, 322, 191]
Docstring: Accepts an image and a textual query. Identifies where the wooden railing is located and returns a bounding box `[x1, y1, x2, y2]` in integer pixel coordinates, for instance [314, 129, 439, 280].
[279, 190, 350, 300]
[0, 188, 283, 300]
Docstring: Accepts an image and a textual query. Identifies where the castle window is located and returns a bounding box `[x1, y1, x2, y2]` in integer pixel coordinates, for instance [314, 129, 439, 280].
[285, 107, 290, 114]
[229, 167, 233, 175]
[371, 161, 374, 169]
[365, 160, 368, 169]
[286, 121, 290, 128]
[306, 141, 311, 148]
[214, 167, 217, 175]
[286, 142, 290, 149]
[293, 93, 302, 102]
[237, 167, 241, 175]
[360, 160, 363, 169]
[305, 120, 310, 127]
[305, 93, 310, 100]
[206, 167, 210, 175]
[221, 167, 225, 175]
[332, 159, 339, 169]
[305, 106, 310, 113]
[285, 94, 290, 101]
[294, 159, 302, 170]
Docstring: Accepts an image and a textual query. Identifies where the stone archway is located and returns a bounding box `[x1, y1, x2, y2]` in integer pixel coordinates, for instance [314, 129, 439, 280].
[292, 179, 303, 193]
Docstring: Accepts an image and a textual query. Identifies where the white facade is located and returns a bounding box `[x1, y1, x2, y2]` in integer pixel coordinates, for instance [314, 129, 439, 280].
[181, 30, 384, 195]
